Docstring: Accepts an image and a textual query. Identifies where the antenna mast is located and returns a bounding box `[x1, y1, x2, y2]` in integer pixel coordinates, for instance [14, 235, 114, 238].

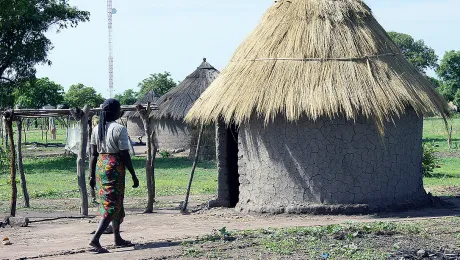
[107, 0, 114, 98]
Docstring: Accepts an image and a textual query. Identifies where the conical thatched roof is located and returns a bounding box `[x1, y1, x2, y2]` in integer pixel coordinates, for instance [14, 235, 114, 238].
[124, 90, 159, 118]
[153, 58, 220, 120]
[186, 0, 448, 130]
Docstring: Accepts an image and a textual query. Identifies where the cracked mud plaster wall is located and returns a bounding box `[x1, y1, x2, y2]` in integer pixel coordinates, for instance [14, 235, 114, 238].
[236, 109, 426, 212]
[189, 124, 217, 161]
[152, 119, 192, 152]
[127, 117, 145, 138]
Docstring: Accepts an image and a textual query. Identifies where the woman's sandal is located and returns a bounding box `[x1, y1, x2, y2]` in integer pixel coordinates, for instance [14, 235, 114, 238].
[115, 240, 135, 248]
[89, 241, 110, 254]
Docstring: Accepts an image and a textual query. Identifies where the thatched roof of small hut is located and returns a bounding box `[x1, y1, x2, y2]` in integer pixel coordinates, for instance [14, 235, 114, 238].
[153, 58, 220, 120]
[124, 90, 159, 118]
[186, 0, 449, 131]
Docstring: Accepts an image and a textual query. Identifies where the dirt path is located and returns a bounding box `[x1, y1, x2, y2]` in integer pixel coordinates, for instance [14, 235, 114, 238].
[1, 196, 460, 260]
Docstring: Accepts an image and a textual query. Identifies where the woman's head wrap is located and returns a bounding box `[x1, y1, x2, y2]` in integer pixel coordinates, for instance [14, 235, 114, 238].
[98, 98, 121, 141]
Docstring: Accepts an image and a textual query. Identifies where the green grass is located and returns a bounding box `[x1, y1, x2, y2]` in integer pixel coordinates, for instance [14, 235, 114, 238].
[423, 117, 460, 152]
[18, 128, 67, 144]
[423, 117, 460, 189]
[0, 156, 217, 200]
[424, 157, 460, 187]
[181, 221, 428, 259]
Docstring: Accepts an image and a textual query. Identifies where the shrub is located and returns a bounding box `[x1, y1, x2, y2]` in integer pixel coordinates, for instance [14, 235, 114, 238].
[0, 146, 10, 175]
[422, 143, 438, 177]
[159, 150, 171, 158]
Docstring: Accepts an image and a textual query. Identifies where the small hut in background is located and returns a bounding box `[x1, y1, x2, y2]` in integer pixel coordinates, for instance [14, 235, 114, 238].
[125, 91, 159, 143]
[153, 58, 220, 160]
[186, 0, 449, 213]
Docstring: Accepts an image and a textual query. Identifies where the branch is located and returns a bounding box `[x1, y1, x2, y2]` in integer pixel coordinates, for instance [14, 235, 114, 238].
[0, 77, 14, 83]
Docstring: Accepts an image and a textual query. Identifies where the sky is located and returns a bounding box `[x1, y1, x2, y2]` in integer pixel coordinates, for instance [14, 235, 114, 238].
[35, 0, 460, 98]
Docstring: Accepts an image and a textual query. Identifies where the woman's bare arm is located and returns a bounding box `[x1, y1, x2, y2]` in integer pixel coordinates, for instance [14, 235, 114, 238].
[89, 145, 99, 188]
[120, 150, 139, 188]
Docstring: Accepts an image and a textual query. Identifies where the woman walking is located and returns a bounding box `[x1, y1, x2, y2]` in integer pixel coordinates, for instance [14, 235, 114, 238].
[89, 98, 139, 253]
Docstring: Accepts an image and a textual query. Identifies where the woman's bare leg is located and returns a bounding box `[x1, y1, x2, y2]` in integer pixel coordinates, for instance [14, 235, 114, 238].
[90, 217, 112, 248]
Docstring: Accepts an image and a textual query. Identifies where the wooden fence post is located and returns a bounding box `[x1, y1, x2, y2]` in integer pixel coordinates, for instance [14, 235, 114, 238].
[137, 103, 156, 213]
[0, 116, 4, 146]
[16, 119, 30, 208]
[3, 111, 17, 217]
[73, 106, 90, 216]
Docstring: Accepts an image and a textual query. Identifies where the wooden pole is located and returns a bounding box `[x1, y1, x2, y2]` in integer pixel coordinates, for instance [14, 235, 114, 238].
[448, 125, 453, 150]
[76, 106, 90, 216]
[16, 119, 30, 208]
[4, 111, 17, 217]
[23, 123, 27, 143]
[181, 124, 204, 213]
[137, 103, 156, 213]
[0, 116, 3, 146]
[45, 118, 48, 144]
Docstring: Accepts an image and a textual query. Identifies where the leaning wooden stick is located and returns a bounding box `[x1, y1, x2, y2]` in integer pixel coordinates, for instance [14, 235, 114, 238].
[181, 124, 204, 213]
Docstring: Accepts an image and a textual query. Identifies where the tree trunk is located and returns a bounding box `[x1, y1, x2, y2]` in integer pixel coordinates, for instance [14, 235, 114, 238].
[76, 106, 90, 216]
[16, 120, 30, 208]
[448, 125, 453, 149]
[137, 103, 156, 213]
[4, 112, 17, 217]
[0, 116, 4, 146]
[150, 130, 158, 204]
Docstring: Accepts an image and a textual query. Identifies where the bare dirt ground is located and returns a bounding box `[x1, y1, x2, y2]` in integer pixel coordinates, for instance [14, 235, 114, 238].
[1, 194, 460, 260]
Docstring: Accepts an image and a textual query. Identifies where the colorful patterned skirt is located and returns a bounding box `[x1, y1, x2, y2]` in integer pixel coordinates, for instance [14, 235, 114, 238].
[96, 154, 126, 229]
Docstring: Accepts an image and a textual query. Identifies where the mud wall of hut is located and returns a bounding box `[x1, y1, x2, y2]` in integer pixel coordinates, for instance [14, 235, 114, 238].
[231, 109, 426, 213]
[189, 124, 216, 161]
[127, 117, 145, 139]
[152, 119, 192, 152]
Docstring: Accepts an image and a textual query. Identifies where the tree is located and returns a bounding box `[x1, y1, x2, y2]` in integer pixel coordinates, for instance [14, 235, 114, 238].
[436, 51, 460, 104]
[13, 78, 64, 108]
[138, 72, 177, 97]
[0, 82, 15, 109]
[428, 76, 441, 89]
[388, 32, 438, 73]
[437, 81, 455, 102]
[64, 84, 104, 108]
[454, 89, 460, 108]
[114, 89, 138, 105]
[0, 0, 90, 83]
[437, 51, 460, 84]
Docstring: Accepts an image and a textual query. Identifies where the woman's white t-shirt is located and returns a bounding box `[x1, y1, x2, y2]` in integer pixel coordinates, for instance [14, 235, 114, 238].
[90, 122, 130, 154]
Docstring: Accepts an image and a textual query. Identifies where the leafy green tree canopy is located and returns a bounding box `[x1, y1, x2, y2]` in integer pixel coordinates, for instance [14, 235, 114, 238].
[436, 51, 460, 105]
[388, 32, 438, 73]
[13, 77, 64, 108]
[138, 72, 177, 97]
[64, 84, 104, 108]
[0, 0, 90, 83]
[0, 82, 15, 109]
[114, 89, 138, 105]
[437, 51, 460, 84]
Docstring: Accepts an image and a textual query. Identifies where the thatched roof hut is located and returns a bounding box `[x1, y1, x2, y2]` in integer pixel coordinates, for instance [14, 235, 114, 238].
[155, 58, 220, 120]
[152, 58, 220, 159]
[125, 91, 159, 140]
[186, 0, 449, 214]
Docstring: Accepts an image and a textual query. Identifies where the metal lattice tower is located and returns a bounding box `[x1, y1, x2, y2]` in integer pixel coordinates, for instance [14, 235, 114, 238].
[107, 0, 114, 98]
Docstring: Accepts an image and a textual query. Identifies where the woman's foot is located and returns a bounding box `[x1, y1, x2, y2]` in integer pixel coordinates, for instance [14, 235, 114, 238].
[115, 239, 135, 248]
[89, 240, 110, 253]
